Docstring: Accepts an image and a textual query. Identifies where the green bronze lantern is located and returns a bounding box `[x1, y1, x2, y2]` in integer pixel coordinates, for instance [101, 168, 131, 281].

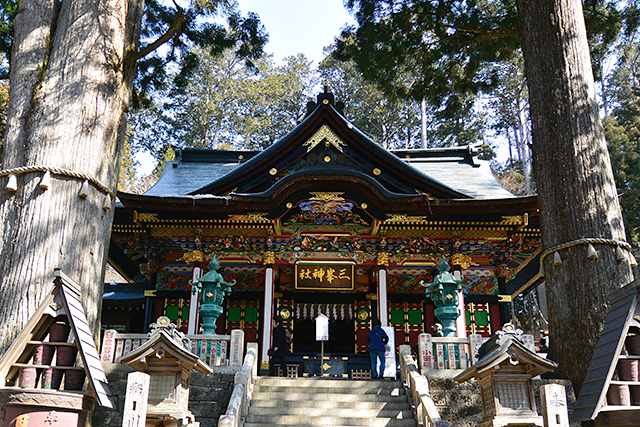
[189, 255, 236, 334]
[421, 256, 463, 337]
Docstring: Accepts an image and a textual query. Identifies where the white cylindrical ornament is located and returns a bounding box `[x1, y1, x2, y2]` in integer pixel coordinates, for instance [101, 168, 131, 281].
[6, 174, 17, 192]
[553, 251, 562, 266]
[587, 244, 598, 259]
[79, 180, 90, 198]
[39, 171, 51, 190]
[616, 246, 626, 262]
[102, 194, 112, 211]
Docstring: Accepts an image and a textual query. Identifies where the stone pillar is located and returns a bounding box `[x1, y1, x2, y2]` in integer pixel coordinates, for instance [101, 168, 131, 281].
[187, 267, 201, 335]
[377, 267, 388, 326]
[541, 383, 569, 427]
[229, 329, 245, 367]
[456, 290, 467, 338]
[418, 333, 433, 373]
[123, 372, 150, 427]
[261, 266, 275, 370]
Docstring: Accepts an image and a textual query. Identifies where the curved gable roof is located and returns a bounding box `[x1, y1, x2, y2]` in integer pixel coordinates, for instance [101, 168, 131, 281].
[145, 92, 513, 200]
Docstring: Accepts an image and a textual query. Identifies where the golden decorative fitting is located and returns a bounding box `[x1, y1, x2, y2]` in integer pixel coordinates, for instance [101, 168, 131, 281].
[324, 156, 331, 163]
[365, 293, 378, 300]
[273, 292, 283, 298]
[373, 168, 381, 176]
[384, 214, 428, 223]
[178, 250, 205, 264]
[450, 253, 478, 269]
[500, 215, 524, 225]
[133, 211, 160, 222]
[309, 192, 345, 202]
[238, 155, 244, 160]
[286, 202, 293, 209]
[377, 252, 390, 266]
[361, 202, 368, 209]
[263, 251, 276, 265]
[303, 124, 347, 153]
[322, 99, 329, 104]
[228, 212, 270, 222]
[269, 168, 278, 175]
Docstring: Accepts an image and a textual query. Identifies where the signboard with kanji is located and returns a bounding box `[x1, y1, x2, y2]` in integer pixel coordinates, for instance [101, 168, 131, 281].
[295, 262, 354, 290]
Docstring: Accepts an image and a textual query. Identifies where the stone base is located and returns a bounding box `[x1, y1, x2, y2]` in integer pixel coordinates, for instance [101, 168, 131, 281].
[0, 388, 94, 427]
[478, 415, 543, 427]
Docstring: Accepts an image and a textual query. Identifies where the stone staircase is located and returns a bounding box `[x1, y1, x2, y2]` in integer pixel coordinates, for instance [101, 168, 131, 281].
[245, 377, 416, 426]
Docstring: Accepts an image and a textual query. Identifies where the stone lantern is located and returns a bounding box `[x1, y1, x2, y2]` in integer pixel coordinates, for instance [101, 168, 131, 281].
[189, 255, 235, 334]
[421, 256, 463, 337]
[455, 324, 557, 427]
[119, 316, 213, 426]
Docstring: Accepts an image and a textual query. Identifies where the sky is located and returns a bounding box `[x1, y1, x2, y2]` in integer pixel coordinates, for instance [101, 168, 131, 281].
[136, 1, 356, 176]
[237, 0, 356, 65]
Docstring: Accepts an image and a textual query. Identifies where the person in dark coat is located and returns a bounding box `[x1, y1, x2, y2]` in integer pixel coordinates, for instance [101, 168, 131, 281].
[367, 319, 389, 379]
[269, 318, 288, 377]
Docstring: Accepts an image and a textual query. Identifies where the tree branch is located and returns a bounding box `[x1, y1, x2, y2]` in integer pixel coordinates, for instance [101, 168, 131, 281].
[135, 11, 186, 60]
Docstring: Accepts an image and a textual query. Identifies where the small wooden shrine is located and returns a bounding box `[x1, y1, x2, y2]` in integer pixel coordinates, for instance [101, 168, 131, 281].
[107, 87, 543, 373]
[0, 270, 112, 427]
[119, 316, 212, 426]
[574, 278, 640, 426]
[455, 323, 557, 427]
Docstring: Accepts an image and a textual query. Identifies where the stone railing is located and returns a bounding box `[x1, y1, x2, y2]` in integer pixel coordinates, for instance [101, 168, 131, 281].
[218, 343, 259, 427]
[100, 330, 236, 367]
[399, 345, 451, 427]
[418, 334, 495, 373]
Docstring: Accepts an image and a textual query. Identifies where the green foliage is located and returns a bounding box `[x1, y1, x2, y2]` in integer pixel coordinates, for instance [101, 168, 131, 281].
[0, 0, 19, 76]
[603, 31, 640, 249]
[490, 160, 528, 196]
[320, 47, 488, 148]
[134, 0, 267, 105]
[319, 49, 420, 148]
[129, 48, 317, 162]
[337, 0, 638, 118]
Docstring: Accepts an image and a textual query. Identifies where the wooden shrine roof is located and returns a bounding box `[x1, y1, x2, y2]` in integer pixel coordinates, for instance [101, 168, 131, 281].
[573, 278, 640, 422]
[0, 270, 114, 408]
[140, 90, 514, 202]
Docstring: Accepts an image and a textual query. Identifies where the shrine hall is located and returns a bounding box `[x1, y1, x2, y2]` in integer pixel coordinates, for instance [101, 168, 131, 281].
[106, 88, 542, 372]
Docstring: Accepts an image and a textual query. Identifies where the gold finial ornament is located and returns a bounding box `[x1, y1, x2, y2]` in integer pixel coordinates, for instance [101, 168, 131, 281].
[269, 168, 278, 175]
[377, 252, 390, 266]
[302, 125, 347, 153]
[373, 168, 381, 176]
[263, 251, 276, 265]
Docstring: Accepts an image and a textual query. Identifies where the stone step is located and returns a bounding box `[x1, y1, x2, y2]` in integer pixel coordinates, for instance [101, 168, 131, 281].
[248, 405, 414, 419]
[251, 391, 410, 402]
[256, 377, 400, 389]
[244, 414, 417, 426]
[253, 384, 405, 395]
[250, 399, 411, 410]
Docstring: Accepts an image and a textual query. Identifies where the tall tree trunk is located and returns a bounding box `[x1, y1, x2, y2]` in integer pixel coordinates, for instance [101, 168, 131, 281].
[0, 0, 144, 355]
[420, 98, 427, 149]
[516, 0, 635, 392]
[516, 96, 533, 194]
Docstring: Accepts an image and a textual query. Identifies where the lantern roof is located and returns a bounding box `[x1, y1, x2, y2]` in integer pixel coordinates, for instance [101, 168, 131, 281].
[119, 317, 212, 376]
[456, 323, 557, 383]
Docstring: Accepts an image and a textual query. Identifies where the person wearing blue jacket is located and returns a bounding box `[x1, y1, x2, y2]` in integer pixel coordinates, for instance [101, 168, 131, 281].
[367, 319, 389, 379]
